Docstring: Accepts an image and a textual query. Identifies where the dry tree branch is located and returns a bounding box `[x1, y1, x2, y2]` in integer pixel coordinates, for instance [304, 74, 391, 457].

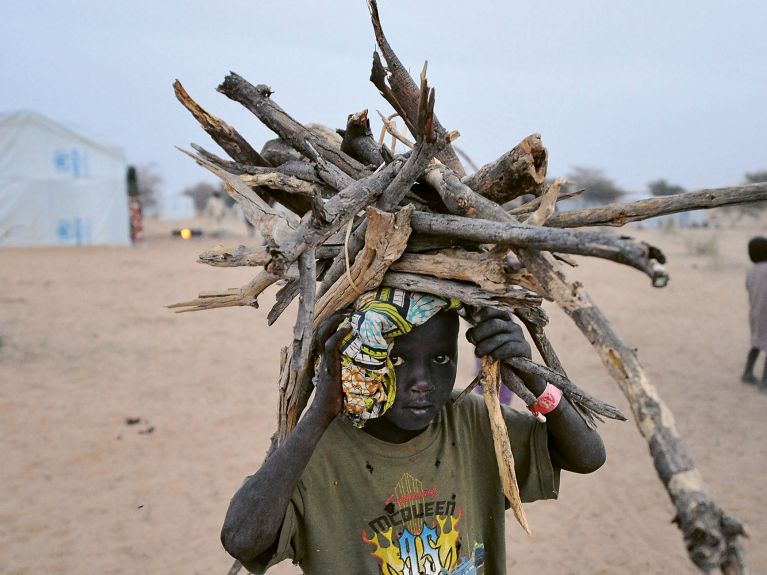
[382, 272, 542, 314]
[290, 248, 317, 406]
[367, 0, 465, 176]
[377, 110, 415, 150]
[506, 357, 626, 422]
[409, 209, 669, 287]
[173, 79, 268, 167]
[167, 269, 290, 313]
[217, 73, 368, 179]
[480, 358, 531, 534]
[462, 133, 548, 204]
[526, 178, 567, 226]
[389, 249, 523, 293]
[198, 244, 271, 268]
[509, 187, 583, 216]
[545, 182, 767, 228]
[174, 80, 318, 216]
[187, 144, 322, 215]
[197, 244, 340, 269]
[340, 109, 392, 166]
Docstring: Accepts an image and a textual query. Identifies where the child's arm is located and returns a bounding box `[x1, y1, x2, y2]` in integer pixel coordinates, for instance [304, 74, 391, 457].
[466, 307, 606, 474]
[220, 317, 350, 568]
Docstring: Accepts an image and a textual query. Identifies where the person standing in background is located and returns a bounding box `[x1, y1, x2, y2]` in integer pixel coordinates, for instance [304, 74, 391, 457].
[204, 189, 226, 231]
[126, 166, 143, 243]
[741, 236, 767, 391]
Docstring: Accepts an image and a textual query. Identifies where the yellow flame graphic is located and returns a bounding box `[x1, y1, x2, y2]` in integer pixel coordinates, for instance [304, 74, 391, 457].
[363, 511, 462, 575]
[362, 527, 404, 574]
[435, 510, 462, 568]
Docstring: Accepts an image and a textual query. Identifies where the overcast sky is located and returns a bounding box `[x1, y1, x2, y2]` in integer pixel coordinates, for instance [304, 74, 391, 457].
[2, 0, 765, 201]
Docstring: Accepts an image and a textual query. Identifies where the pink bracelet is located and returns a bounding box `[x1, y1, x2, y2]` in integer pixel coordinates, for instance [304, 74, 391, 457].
[528, 382, 562, 419]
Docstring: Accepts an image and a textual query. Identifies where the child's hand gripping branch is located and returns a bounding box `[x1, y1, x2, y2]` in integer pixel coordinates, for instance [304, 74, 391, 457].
[466, 307, 606, 474]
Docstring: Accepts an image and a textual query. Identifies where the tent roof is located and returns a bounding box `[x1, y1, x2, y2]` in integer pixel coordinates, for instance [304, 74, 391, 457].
[0, 109, 125, 161]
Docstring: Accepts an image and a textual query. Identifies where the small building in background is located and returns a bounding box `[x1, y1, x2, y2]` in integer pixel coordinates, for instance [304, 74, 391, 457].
[0, 110, 130, 246]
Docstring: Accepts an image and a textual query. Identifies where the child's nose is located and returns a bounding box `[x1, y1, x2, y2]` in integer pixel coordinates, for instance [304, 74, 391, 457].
[406, 368, 433, 394]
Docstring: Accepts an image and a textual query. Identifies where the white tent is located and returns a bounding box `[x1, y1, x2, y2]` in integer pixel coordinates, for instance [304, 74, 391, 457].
[0, 110, 130, 246]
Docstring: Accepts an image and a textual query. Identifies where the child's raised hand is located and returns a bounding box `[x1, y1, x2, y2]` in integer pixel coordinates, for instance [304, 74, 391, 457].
[466, 307, 532, 362]
[311, 314, 351, 423]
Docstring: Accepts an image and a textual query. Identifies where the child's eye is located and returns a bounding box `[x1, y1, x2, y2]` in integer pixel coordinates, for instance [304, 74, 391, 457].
[433, 355, 451, 365]
[391, 355, 405, 366]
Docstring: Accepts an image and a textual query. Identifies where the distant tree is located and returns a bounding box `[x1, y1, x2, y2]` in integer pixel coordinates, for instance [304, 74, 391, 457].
[648, 179, 686, 197]
[135, 164, 163, 215]
[566, 167, 625, 205]
[745, 170, 767, 184]
[737, 170, 767, 218]
[183, 181, 220, 213]
[715, 169, 767, 225]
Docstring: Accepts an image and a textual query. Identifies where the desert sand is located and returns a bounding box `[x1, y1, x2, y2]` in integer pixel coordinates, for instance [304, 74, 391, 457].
[1, 214, 765, 575]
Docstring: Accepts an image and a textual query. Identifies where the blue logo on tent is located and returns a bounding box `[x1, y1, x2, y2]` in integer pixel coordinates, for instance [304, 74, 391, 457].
[56, 218, 91, 245]
[53, 148, 89, 177]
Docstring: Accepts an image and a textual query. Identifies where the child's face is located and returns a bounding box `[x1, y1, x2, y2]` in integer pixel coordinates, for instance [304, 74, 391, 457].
[380, 310, 459, 433]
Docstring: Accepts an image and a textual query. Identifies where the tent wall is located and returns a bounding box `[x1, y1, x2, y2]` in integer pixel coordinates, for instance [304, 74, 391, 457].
[0, 111, 130, 246]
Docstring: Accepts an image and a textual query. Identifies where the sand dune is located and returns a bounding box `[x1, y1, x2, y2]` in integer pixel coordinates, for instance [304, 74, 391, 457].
[1, 216, 765, 574]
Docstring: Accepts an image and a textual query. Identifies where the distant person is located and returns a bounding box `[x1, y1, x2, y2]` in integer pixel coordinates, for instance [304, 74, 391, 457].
[126, 166, 143, 243]
[741, 236, 767, 391]
[204, 189, 226, 227]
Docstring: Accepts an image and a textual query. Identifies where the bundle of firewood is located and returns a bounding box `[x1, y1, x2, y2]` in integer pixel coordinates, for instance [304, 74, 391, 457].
[169, 2, 766, 572]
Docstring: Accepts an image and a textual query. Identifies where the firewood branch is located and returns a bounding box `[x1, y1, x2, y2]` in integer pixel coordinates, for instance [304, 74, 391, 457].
[173, 79, 268, 167]
[508, 187, 583, 216]
[198, 244, 271, 267]
[480, 358, 530, 534]
[545, 182, 767, 228]
[462, 133, 548, 204]
[381, 272, 545, 322]
[409, 210, 669, 287]
[217, 73, 368, 179]
[167, 268, 291, 313]
[506, 357, 626, 422]
[367, 0, 465, 176]
[340, 109, 392, 167]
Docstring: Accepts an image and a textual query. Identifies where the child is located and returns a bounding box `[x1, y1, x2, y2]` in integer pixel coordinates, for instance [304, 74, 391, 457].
[222, 289, 605, 574]
[741, 236, 767, 391]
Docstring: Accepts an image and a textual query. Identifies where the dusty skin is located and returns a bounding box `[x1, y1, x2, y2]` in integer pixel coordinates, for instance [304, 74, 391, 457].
[1, 215, 765, 574]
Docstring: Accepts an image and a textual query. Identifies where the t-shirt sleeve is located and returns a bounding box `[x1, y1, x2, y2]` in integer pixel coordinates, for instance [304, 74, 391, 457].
[502, 405, 561, 502]
[243, 483, 307, 574]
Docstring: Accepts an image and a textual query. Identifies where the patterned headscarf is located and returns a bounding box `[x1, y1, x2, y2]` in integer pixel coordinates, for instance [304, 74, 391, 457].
[327, 287, 464, 428]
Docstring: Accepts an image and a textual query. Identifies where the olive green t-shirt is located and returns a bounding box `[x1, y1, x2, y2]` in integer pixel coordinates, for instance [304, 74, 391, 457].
[256, 393, 559, 574]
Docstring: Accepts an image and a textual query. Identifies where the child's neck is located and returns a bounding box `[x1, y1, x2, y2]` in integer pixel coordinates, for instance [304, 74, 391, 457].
[363, 418, 428, 444]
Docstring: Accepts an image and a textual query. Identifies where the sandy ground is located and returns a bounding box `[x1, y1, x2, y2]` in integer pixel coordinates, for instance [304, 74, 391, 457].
[1, 215, 766, 575]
